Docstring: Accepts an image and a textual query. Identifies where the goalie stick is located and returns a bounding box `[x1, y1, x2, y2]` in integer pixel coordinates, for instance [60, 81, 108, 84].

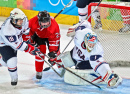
[54, 0, 73, 18]
[43, 0, 102, 71]
[39, 52, 103, 89]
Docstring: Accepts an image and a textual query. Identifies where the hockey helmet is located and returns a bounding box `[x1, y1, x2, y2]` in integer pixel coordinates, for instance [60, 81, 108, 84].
[84, 32, 97, 52]
[10, 8, 26, 27]
[38, 10, 51, 28]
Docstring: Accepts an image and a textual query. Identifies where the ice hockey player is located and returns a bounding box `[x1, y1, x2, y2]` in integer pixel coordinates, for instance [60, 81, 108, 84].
[118, 0, 130, 33]
[74, 0, 102, 29]
[58, 20, 122, 88]
[0, 8, 41, 86]
[28, 10, 62, 80]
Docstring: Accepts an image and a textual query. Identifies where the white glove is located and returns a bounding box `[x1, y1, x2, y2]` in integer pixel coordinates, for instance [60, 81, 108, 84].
[66, 23, 80, 37]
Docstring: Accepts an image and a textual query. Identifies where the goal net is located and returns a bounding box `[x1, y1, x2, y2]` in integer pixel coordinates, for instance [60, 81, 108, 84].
[88, 2, 130, 67]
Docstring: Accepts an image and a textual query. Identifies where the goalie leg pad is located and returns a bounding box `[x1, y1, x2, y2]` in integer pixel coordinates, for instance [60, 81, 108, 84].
[64, 68, 106, 85]
[57, 51, 75, 68]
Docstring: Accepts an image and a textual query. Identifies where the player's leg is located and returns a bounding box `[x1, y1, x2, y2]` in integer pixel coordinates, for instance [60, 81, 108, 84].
[34, 37, 47, 80]
[90, 0, 102, 29]
[60, 54, 105, 85]
[90, 55, 122, 88]
[0, 53, 7, 67]
[76, 0, 90, 22]
[0, 46, 18, 86]
[35, 45, 46, 80]
[64, 67, 106, 85]
[76, 0, 102, 29]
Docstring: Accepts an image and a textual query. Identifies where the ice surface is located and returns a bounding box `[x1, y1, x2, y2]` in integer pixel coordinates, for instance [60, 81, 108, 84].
[0, 17, 130, 94]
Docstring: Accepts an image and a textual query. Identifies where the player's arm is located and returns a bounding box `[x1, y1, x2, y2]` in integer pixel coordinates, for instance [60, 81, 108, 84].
[67, 20, 92, 37]
[48, 26, 61, 64]
[27, 18, 37, 45]
[22, 17, 31, 41]
[1, 33, 40, 55]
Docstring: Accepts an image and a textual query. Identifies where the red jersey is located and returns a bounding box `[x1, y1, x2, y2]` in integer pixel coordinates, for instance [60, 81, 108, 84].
[29, 16, 60, 52]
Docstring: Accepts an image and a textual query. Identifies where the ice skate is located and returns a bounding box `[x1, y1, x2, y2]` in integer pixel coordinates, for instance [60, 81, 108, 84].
[119, 24, 130, 34]
[36, 72, 42, 80]
[11, 78, 18, 86]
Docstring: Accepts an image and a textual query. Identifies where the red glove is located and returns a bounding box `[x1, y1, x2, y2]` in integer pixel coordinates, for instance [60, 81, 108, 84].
[74, 0, 77, 1]
[24, 44, 41, 55]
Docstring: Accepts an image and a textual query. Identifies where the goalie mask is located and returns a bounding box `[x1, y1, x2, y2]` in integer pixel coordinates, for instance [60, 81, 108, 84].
[10, 8, 26, 28]
[84, 32, 97, 52]
[38, 10, 51, 28]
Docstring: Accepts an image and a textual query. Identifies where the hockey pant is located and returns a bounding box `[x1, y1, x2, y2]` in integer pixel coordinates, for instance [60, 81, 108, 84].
[0, 46, 18, 80]
[35, 45, 46, 72]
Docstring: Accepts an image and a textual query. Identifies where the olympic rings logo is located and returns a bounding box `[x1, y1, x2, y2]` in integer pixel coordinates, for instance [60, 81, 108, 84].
[48, 0, 73, 7]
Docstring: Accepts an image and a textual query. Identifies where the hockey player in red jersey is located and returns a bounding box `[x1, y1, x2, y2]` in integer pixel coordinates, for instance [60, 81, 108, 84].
[29, 10, 62, 80]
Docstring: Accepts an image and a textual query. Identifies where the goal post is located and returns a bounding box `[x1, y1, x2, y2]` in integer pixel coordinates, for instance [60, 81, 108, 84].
[87, 2, 130, 67]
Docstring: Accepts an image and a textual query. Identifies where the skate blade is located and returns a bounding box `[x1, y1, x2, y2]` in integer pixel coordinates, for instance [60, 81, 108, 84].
[35, 79, 41, 82]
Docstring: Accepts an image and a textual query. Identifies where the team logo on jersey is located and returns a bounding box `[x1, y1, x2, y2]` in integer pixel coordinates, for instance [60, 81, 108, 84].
[81, 41, 86, 49]
[55, 33, 60, 38]
[5, 36, 16, 42]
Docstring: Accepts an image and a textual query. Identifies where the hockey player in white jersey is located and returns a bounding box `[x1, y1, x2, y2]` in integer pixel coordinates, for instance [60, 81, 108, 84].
[59, 20, 122, 88]
[0, 8, 41, 86]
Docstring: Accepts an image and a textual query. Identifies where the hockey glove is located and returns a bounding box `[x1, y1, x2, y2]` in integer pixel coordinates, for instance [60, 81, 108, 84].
[24, 44, 41, 55]
[66, 23, 80, 37]
[48, 51, 58, 65]
[24, 39, 31, 44]
[30, 34, 39, 47]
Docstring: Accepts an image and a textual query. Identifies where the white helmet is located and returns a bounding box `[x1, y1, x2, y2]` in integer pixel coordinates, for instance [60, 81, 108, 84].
[84, 32, 97, 52]
[10, 8, 26, 20]
[10, 8, 26, 27]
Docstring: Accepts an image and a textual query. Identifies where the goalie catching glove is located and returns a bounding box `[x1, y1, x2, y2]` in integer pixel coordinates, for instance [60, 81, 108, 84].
[24, 44, 41, 55]
[66, 23, 80, 37]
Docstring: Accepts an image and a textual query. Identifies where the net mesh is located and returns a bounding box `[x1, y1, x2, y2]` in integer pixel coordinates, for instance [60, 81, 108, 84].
[89, 2, 130, 67]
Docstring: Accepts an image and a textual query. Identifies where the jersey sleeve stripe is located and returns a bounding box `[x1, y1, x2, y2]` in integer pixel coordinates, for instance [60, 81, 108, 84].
[17, 42, 23, 49]
[94, 62, 108, 72]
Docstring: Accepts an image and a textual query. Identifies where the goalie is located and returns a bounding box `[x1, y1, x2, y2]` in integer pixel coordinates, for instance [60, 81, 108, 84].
[58, 20, 122, 88]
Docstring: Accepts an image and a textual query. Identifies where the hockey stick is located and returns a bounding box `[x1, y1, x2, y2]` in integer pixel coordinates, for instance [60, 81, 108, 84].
[36, 52, 62, 77]
[54, 0, 73, 18]
[43, 0, 102, 71]
[58, 0, 102, 56]
[40, 52, 103, 89]
[43, 38, 73, 71]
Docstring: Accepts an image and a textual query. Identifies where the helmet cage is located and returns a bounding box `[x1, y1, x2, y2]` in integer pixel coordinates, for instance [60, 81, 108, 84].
[84, 32, 97, 51]
[38, 11, 51, 28]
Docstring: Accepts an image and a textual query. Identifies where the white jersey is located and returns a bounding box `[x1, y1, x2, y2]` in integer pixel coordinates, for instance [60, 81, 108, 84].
[72, 27, 104, 62]
[0, 17, 29, 51]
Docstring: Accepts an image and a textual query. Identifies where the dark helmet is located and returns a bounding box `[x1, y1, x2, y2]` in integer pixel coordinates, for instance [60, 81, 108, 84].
[37, 10, 51, 28]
